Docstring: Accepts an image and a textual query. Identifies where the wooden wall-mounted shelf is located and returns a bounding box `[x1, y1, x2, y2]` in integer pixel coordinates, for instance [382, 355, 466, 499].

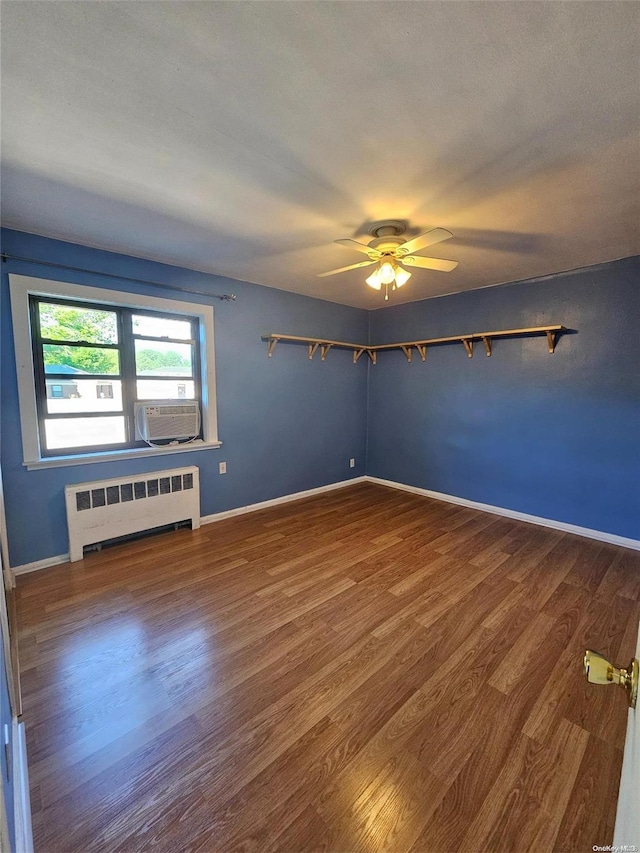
[262, 325, 565, 364]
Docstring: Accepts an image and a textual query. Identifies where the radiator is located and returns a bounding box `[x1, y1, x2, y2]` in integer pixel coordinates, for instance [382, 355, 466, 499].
[64, 465, 200, 562]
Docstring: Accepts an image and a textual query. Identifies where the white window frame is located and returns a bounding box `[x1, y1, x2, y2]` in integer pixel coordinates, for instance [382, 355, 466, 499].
[9, 274, 221, 470]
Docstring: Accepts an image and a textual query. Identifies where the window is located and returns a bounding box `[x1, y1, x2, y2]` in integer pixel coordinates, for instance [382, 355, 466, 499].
[96, 384, 114, 399]
[30, 296, 203, 455]
[10, 274, 220, 468]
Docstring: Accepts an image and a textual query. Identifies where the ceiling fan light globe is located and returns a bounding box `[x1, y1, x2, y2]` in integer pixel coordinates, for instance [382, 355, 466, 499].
[365, 270, 382, 290]
[394, 267, 411, 287]
[379, 261, 396, 285]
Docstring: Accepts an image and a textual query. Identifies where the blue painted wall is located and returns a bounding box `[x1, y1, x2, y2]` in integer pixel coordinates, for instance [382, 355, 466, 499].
[367, 256, 640, 540]
[1, 229, 638, 565]
[0, 229, 368, 567]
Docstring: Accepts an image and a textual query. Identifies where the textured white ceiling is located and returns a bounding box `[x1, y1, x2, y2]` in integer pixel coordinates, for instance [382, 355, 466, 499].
[2, 1, 639, 308]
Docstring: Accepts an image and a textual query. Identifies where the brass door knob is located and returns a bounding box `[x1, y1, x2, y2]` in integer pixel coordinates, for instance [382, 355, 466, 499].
[583, 650, 638, 709]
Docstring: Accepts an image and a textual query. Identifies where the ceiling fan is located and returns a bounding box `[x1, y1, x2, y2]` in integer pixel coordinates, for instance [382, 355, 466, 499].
[318, 221, 458, 300]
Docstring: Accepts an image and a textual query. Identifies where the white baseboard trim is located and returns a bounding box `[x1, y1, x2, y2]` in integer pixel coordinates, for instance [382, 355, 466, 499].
[15, 473, 635, 575]
[13, 719, 33, 853]
[201, 476, 368, 525]
[365, 476, 640, 551]
[11, 478, 368, 574]
[12, 553, 70, 576]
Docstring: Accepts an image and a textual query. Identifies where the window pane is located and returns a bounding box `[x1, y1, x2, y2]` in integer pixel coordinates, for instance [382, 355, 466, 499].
[39, 303, 118, 344]
[44, 345, 120, 376]
[135, 340, 193, 376]
[132, 315, 192, 340]
[44, 417, 126, 450]
[137, 379, 195, 400]
[46, 379, 123, 414]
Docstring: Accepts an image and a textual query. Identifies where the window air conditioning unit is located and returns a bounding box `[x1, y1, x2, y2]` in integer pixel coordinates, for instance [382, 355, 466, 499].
[135, 401, 200, 441]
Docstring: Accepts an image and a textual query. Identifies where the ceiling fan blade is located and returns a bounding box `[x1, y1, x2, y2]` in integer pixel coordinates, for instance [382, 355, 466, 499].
[334, 238, 376, 256]
[402, 256, 459, 272]
[398, 228, 453, 255]
[317, 260, 376, 278]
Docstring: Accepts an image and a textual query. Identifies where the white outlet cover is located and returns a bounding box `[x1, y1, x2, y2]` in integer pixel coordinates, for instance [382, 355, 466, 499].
[219, 462, 227, 474]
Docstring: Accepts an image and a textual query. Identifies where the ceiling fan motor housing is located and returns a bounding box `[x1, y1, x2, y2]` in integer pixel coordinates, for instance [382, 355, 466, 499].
[368, 237, 405, 253]
[368, 221, 408, 254]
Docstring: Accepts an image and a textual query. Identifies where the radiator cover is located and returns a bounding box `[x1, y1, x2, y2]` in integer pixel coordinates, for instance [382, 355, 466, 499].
[64, 465, 200, 562]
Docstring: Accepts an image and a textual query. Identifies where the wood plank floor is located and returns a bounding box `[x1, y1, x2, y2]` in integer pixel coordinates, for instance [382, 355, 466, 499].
[16, 482, 640, 853]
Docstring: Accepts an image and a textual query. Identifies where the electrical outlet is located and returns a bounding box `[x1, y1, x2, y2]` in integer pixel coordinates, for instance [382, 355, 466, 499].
[349, 458, 355, 468]
[219, 462, 227, 474]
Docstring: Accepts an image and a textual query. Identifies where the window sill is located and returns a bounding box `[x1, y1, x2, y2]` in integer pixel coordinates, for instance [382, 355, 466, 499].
[24, 439, 222, 470]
